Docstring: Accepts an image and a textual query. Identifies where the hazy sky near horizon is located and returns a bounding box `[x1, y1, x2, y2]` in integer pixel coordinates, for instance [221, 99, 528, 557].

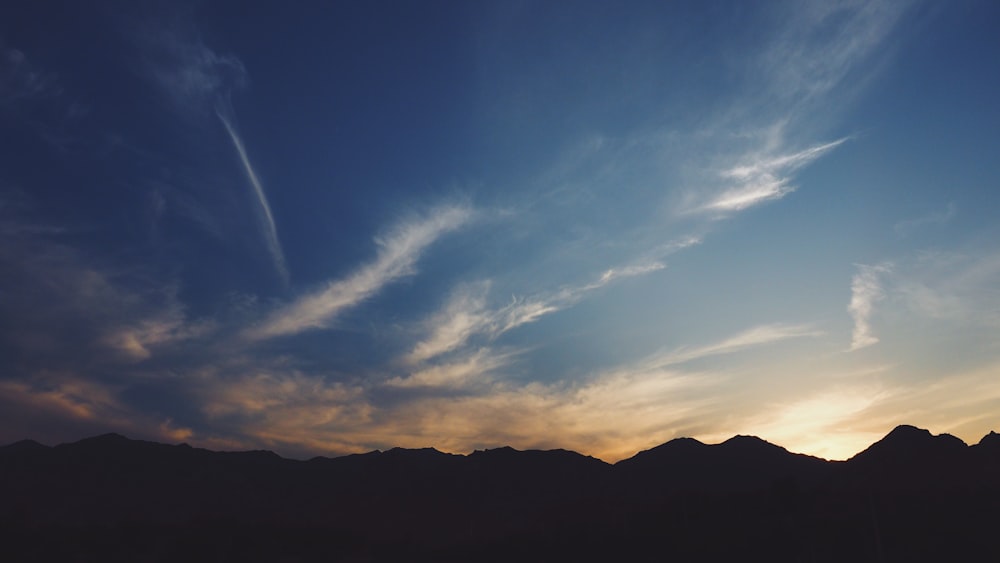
[2, 0, 999, 461]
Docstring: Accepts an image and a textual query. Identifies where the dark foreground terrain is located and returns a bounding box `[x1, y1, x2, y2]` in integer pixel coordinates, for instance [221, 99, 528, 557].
[2, 425, 998, 562]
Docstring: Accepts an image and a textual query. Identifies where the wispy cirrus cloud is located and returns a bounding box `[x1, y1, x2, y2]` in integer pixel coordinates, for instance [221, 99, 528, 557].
[497, 259, 667, 332]
[141, 30, 289, 284]
[0, 46, 60, 104]
[144, 29, 245, 110]
[848, 263, 892, 351]
[386, 348, 514, 390]
[102, 311, 215, 362]
[405, 282, 493, 365]
[689, 0, 912, 216]
[894, 202, 957, 237]
[760, 0, 913, 104]
[246, 205, 473, 341]
[216, 110, 288, 286]
[705, 137, 848, 212]
[404, 257, 667, 365]
[631, 323, 823, 372]
[403, 235, 704, 369]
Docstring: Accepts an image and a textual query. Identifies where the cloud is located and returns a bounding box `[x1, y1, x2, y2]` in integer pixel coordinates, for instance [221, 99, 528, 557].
[0, 46, 61, 104]
[194, 365, 373, 455]
[640, 323, 823, 369]
[405, 282, 492, 364]
[216, 110, 289, 286]
[759, 361, 1000, 461]
[185, 353, 714, 461]
[0, 375, 124, 424]
[0, 372, 194, 446]
[141, 30, 289, 283]
[404, 257, 667, 365]
[894, 202, 957, 237]
[245, 205, 473, 340]
[705, 137, 847, 212]
[102, 313, 215, 362]
[848, 263, 891, 351]
[687, 0, 912, 216]
[0, 197, 213, 369]
[736, 388, 886, 460]
[144, 31, 246, 110]
[896, 249, 1000, 328]
[760, 0, 913, 104]
[858, 361, 1000, 439]
[385, 348, 512, 389]
[180, 322, 818, 461]
[495, 259, 667, 333]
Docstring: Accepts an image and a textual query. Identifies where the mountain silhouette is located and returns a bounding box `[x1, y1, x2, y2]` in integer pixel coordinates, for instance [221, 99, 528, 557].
[1, 425, 998, 562]
[616, 434, 834, 496]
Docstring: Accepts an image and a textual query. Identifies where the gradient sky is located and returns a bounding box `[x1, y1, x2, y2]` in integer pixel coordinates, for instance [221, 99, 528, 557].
[2, 0, 999, 462]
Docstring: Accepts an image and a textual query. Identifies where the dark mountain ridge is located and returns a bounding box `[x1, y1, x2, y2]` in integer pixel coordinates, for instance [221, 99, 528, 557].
[2, 425, 998, 562]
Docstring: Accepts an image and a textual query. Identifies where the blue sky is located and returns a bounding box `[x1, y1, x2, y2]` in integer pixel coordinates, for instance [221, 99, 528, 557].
[2, 0, 999, 461]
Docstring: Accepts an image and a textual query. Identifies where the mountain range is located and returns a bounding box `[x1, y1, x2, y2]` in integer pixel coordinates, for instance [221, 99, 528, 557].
[2, 425, 998, 562]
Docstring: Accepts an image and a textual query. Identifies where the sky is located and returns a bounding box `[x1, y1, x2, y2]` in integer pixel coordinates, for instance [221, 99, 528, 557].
[2, 0, 999, 462]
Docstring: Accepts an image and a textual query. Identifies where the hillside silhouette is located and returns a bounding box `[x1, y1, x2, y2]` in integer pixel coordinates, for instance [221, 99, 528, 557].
[2, 425, 998, 562]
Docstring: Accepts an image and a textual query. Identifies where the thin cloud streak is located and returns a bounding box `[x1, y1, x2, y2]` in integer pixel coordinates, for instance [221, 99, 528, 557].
[246, 205, 472, 341]
[706, 138, 848, 212]
[405, 282, 492, 365]
[143, 30, 288, 285]
[144, 29, 245, 110]
[848, 263, 891, 351]
[386, 348, 513, 389]
[635, 323, 823, 372]
[217, 110, 289, 286]
[894, 202, 957, 237]
[761, 0, 913, 104]
[405, 258, 667, 365]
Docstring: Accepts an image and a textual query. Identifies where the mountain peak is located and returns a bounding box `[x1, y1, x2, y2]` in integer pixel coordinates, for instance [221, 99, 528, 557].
[977, 430, 1000, 447]
[721, 434, 774, 446]
[718, 434, 788, 455]
[886, 424, 931, 438]
[877, 424, 968, 446]
[850, 424, 967, 465]
[1, 439, 50, 452]
[78, 433, 131, 444]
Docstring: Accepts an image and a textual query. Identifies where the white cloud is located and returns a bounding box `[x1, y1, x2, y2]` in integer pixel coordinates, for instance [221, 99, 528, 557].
[386, 348, 511, 389]
[691, 0, 912, 216]
[405, 282, 492, 364]
[760, 0, 912, 104]
[404, 257, 666, 365]
[705, 137, 847, 212]
[245, 205, 472, 340]
[897, 249, 1000, 328]
[103, 313, 215, 362]
[894, 202, 957, 237]
[141, 31, 289, 284]
[640, 323, 823, 369]
[145, 32, 245, 109]
[217, 110, 289, 285]
[848, 263, 891, 351]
